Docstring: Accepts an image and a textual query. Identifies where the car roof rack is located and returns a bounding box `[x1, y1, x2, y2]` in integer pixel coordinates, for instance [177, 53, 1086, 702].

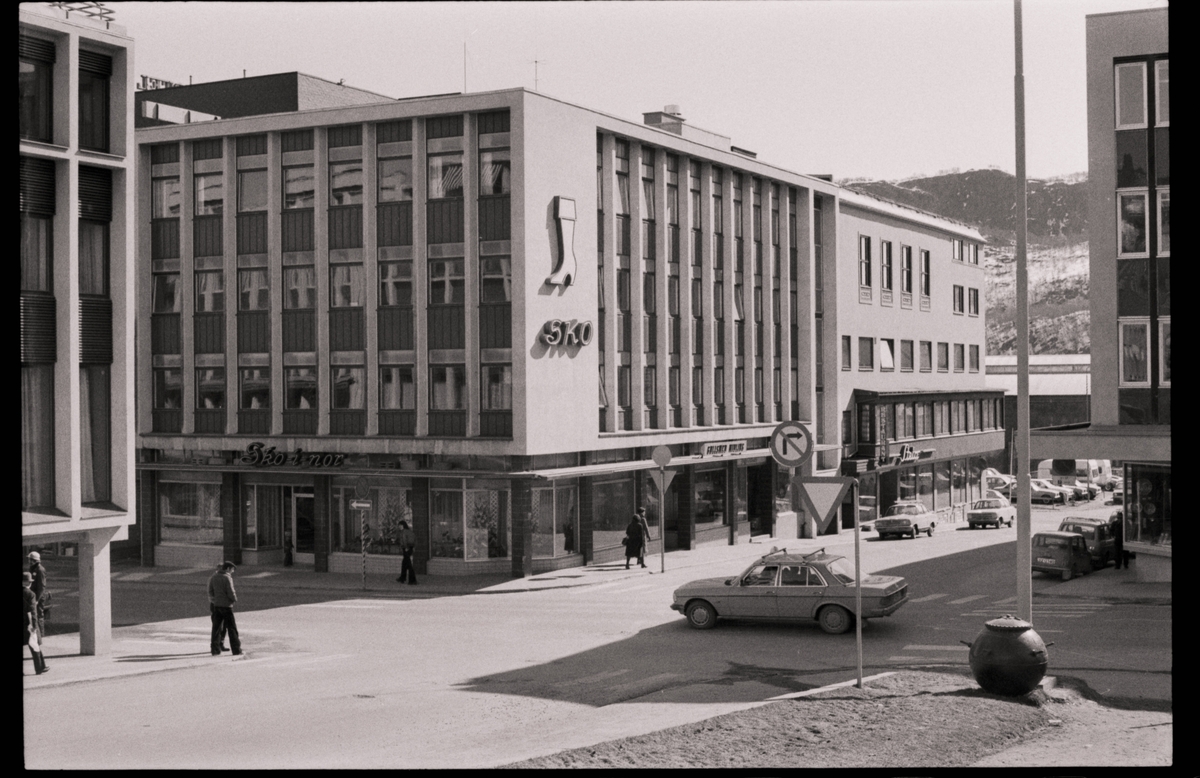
[802, 547, 826, 560]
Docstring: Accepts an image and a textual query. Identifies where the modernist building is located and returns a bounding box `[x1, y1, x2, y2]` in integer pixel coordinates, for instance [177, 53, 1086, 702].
[20, 1, 136, 655]
[132, 75, 999, 578]
[1032, 7, 1169, 581]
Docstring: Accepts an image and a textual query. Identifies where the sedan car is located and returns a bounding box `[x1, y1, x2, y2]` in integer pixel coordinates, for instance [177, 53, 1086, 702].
[874, 502, 937, 539]
[1032, 531, 1093, 580]
[1027, 479, 1068, 505]
[1058, 516, 1115, 567]
[670, 548, 908, 634]
[967, 498, 1016, 529]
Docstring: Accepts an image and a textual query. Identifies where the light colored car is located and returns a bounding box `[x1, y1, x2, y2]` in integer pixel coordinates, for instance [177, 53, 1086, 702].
[984, 489, 1009, 502]
[670, 548, 909, 634]
[967, 498, 1016, 529]
[874, 502, 936, 540]
[1029, 479, 1070, 505]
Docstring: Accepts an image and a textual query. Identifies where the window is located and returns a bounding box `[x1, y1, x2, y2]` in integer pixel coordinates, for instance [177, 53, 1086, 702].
[858, 337, 874, 371]
[968, 288, 979, 316]
[19, 36, 54, 143]
[79, 221, 109, 296]
[1115, 62, 1147, 129]
[1119, 319, 1150, 386]
[331, 367, 365, 409]
[841, 336, 852, 370]
[238, 269, 269, 310]
[329, 161, 363, 206]
[20, 214, 52, 293]
[952, 239, 963, 262]
[197, 368, 225, 409]
[285, 367, 318, 410]
[858, 235, 872, 287]
[159, 481, 223, 546]
[953, 285, 965, 314]
[238, 170, 267, 212]
[430, 365, 466, 410]
[900, 340, 914, 372]
[481, 256, 512, 302]
[880, 339, 895, 371]
[969, 344, 980, 372]
[428, 153, 464, 199]
[330, 264, 364, 307]
[380, 366, 415, 409]
[283, 265, 316, 309]
[1157, 189, 1170, 255]
[154, 368, 182, 409]
[880, 240, 893, 290]
[78, 52, 111, 152]
[954, 344, 965, 372]
[920, 250, 931, 297]
[153, 178, 182, 219]
[920, 341, 932, 372]
[379, 261, 412, 306]
[378, 157, 414, 201]
[1118, 192, 1148, 257]
[79, 366, 110, 504]
[240, 368, 270, 409]
[480, 149, 510, 195]
[194, 174, 223, 216]
[1160, 319, 1171, 386]
[482, 365, 513, 410]
[152, 272, 180, 313]
[937, 342, 949, 372]
[900, 246, 913, 293]
[429, 259, 465, 304]
[283, 166, 315, 209]
[969, 244, 979, 264]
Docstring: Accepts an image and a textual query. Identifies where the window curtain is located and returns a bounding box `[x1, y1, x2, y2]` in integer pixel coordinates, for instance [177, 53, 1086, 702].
[330, 265, 363, 307]
[285, 267, 316, 309]
[79, 365, 110, 503]
[21, 366, 55, 510]
[240, 269, 268, 310]
[196, 271, 224, 312]
[78, 221, 108, 296]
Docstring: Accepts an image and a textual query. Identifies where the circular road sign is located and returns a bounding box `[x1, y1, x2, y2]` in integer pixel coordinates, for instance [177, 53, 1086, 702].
[651, 445, 672, 468]
[769, 421, 813, 469]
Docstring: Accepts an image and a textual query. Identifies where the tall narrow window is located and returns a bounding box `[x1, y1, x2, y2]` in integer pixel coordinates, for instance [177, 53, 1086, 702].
[880, 240, 893, 291]
[901, 246, 913, 293]
[19, 35, 54, 143]
[482, 365, 513, 410]
[968, 288, 979, 316]
[80, 365, 111, 503]
[953, 285, 965, 314]
[920, 250, 931, 297]
[78, 50, 111, 153]
[858, 235, 872, 287]
[380, 366, 415, 409]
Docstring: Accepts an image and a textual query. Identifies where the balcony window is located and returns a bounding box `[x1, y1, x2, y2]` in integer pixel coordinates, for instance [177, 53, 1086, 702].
[197, 368, 226, 409]
[285, 368, 318, 410]
[480, 149, 510, 195]
[431, 365, 467, 410]
[480, 256, 512, 302]
[283, 166, 315, 209]
[378, 158, 413, 201]
[330, 264, 364, 308]
[283, 267, 316, 310]
[194, 173, 223, 216]
[379, 261, 412, 306]
[196, 271, 225, 312]
[482, 365, 513, 410]
[429, 259, 465, 304]
[428, 154, 464, 199]
[240, 368, 270, 409]
[332, 367, 365, 409]
[152, 273, 180, 313]
[238, 170, 267, 213]
[330, 161, 364, 206]
[380, 367, 415, 409]
[153, 178, 182, 219]
[238, 269, 269, 311]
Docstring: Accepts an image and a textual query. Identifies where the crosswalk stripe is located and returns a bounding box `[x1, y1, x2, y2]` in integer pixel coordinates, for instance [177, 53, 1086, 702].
[903, 645, 970, 652]
[241, 572, 278, 578]
[948, 595, 987, 604]
[160, 567, 211, 576]
[116, 572, 155, 581]
[909, 593, 948, 603]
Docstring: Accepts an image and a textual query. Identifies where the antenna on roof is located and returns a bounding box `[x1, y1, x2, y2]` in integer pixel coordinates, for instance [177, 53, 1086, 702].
[530, 59, 546, 92]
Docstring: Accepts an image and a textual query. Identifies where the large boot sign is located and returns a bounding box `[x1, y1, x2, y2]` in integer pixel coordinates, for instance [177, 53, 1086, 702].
[546, 195, 577, 288]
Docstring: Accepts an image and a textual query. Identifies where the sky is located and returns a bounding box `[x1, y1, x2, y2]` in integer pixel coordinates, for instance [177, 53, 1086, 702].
[115, 0, 1166, 182]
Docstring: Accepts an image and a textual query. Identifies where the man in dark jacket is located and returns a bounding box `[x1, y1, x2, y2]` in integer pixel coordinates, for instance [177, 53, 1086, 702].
[635, 508, 653, 569]
[207, 562, 242, 656]
[28, 551, 48, 640]
[395, 521, 418, 585]
[24, 572, 48, 675]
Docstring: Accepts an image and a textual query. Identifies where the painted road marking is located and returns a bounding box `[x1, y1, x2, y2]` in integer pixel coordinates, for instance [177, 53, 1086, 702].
[116, 572, 155, 581]
[993, 596, 1017, 604]
[241, 572, 278, 579]
[767, 672, 896, 700]
[909, 593, 948, 603]
[902, 645, 970, 652]
[298, 602, 387, 609]
[948, 595, 987, 604]
[553, 669, 630, 687]
[160, 567, 212, 576]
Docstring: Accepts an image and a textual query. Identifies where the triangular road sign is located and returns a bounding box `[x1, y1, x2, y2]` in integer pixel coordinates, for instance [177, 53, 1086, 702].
[794, 477, 855, 533]
[649, 468, 677, 496]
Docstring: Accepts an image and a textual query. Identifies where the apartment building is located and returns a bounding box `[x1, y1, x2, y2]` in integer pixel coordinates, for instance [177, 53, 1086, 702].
[20, 1, 136, 654]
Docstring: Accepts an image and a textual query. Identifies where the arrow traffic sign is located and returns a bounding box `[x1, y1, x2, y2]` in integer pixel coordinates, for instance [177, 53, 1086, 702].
[769, 421, 813, 469]
[793, 476, 855, 534]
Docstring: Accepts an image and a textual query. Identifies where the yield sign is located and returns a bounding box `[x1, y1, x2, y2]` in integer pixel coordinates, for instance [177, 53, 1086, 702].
[649, 468, 677, 496]
[794, 476, 855, 534]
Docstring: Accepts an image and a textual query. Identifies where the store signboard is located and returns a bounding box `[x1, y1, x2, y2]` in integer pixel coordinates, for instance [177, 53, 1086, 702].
[699, 441, 747, 459]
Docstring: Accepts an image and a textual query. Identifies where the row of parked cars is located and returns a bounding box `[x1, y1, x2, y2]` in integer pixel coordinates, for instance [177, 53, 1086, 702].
[1033, 512, 1123, 580]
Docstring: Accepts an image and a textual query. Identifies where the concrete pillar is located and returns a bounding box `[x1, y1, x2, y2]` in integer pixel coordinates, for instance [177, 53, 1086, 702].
[511, 479, 533, 578]
[78, 527, 119, 655]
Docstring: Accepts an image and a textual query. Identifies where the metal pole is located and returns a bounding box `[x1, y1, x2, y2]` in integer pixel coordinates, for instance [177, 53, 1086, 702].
[659, 465, 667, 574]
[853, 479, 863, 688]
[1013, 0, 1033, 624]
[360, 509, 367, 591]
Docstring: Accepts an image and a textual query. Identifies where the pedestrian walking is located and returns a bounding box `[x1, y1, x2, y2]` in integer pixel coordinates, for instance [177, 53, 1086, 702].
[623, 515, 644, 570]
[635, 508, 652, 569]
[208, 564, 230, 652]
[395, 520, 418, 585]
[1113, 514, 1129, 570]
[24, 572, 48, 675]
[28, 551, 49, 641]
[207, 562, 242, 656]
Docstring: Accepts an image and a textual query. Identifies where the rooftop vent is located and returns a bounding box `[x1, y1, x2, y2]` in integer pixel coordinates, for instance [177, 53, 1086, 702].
[643, 104, 686, 135]
[730, 145, 757, 159]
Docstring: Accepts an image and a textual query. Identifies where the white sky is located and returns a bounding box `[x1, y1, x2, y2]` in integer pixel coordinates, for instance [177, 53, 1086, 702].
[115, 0, 1166, 182]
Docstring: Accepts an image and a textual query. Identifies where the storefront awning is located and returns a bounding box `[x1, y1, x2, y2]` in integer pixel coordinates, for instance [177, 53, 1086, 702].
[515, 447, 776, 481]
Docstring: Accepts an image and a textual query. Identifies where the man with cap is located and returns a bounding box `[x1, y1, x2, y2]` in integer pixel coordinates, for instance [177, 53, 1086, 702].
[635, 508, 653, 569]
[24, 571, 48, 674]
[207, 562, 242, 656]
[28, 551, 48, 640]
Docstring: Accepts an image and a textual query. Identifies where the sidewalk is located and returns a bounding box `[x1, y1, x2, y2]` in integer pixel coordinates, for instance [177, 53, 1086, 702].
[25, 530, 1168, 691]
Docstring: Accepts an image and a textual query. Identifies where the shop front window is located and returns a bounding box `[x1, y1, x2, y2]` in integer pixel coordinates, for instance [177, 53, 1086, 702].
[241, 483, 283, 550]
[935, 460, 951, 509]
[917, 464, 935, 513]
[592, 477, 635, 550]
[430, 482, 511, 560]
[1124, 464, 1170, 547]
[159, 480, 223, 546]
[332, 486, 412, 554]
[532, 481, 579, 558]
[858, 471, 878, 524]
[693, 468, 728, 530]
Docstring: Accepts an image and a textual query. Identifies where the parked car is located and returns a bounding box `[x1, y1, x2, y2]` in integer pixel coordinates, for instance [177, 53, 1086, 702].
[985, 489, 1009, 502]
[1110, 487, 1125, 505]
[1032, 531, 1093, 580]
[875, 502, 937, 539]
[1057, 516, 1116, 567]
[670, 548, 909, 634]
[1031, 479, 1073, 504]
[1019, 480, 1066, 505]
[967, 498, 1016, 529]
[985, 472, 1015, 497]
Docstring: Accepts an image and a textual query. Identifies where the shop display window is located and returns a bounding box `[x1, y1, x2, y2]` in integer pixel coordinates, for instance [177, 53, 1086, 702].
[532, 481, 579, 558]
[592, 477, 635, 550]
[1123, 464, 1170, 547]
[430, 481, 510, 560]
[159, 480, 223, 546]
[332, 485, 412, 554]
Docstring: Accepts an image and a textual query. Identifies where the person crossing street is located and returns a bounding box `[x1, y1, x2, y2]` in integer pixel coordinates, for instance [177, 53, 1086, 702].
[207, 562, 242, 656]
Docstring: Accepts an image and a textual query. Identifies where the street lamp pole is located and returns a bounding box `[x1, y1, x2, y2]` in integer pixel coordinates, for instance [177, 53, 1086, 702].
[1014, 0, 1033, 623]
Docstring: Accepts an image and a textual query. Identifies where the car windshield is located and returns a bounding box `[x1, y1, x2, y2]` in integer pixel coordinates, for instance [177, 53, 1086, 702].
[973, 500, 1003, 509]
[887, 505, 920, 516]
[1034, 535, 1069, 548]
[826, 556, 868, 584]
[1062, 525, 1096, 538]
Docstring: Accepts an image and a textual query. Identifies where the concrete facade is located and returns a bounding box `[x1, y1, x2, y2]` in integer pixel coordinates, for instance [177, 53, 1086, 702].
[20, 2, 137, 655]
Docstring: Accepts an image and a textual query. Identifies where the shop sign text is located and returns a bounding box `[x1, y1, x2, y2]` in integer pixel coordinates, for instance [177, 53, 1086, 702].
[540, 318, 593, 347]
[699, 441, 747, 458]
[239, 442, 345, 468]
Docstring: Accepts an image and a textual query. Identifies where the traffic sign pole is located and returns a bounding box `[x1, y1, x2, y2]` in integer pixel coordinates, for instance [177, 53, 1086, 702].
[658, 464, 666, 574]
[360, 508, 367, 591]
[854, 479, 863, 689]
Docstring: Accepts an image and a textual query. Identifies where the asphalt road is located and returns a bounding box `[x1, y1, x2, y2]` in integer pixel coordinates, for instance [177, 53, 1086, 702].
[25, 499, 1168, 769]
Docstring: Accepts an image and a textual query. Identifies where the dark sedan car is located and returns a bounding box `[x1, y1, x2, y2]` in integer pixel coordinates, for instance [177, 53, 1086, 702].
[670, 548, 908, 634]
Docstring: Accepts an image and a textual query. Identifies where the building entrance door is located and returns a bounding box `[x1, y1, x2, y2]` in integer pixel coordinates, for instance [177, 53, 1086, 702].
[747, 462, 774, 537]
[292, 490, 315, 566]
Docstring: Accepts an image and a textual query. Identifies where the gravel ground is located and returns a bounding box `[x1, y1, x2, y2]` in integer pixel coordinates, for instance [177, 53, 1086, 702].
[503, 670, 1172, 769]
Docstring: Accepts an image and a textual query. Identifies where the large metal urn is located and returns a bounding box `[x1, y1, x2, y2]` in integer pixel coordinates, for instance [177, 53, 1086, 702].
[962, 615, 1051, 696]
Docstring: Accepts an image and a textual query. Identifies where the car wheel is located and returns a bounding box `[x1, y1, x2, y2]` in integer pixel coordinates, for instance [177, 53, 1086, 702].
[969, 523, 977, 530]
[818, 605, 853, 635]
[911, 527, 920, 539]
[927, 525, 935, 537]
[685, 600, 717, 630]
[1061, 567, 1073, 582]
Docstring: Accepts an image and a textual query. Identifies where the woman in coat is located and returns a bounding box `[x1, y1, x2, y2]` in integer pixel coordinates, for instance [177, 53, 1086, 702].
[623, 515, 644, 570]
